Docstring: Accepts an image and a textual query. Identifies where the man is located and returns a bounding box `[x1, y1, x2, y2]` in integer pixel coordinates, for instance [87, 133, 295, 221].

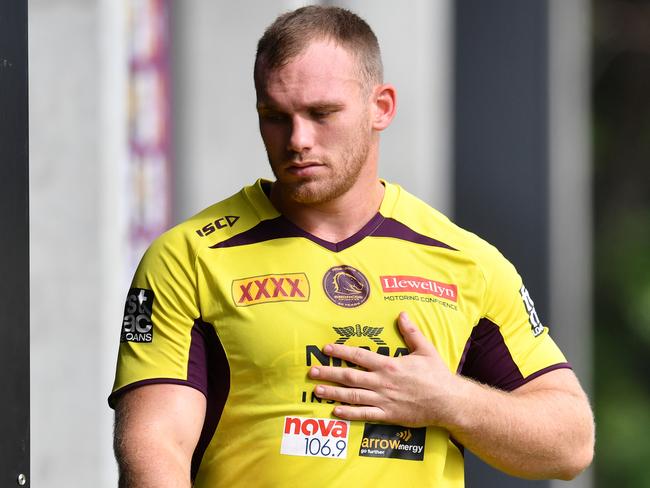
[110, 6, 594, 487]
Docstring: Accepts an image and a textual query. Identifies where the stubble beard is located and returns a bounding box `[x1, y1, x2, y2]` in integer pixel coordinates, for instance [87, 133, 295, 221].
[270, 126, 372, 206]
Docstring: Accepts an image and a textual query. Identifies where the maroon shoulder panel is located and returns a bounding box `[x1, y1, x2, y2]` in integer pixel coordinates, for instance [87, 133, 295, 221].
[372, 218, 457, 251]
[190, 319, 230, 481]
[457, 318, 571, 391]
[211, 214, 456, 253]
[211, 216, 303, 249]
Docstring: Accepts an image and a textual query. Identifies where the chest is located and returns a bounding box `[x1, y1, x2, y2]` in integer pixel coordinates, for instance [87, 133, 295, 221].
[196, 237, 484, 373]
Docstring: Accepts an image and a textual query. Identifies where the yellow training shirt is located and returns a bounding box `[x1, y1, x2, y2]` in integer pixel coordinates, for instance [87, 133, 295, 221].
[110, 179, 569, 487]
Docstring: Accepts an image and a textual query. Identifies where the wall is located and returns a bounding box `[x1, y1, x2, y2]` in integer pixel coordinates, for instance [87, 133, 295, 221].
[29, 0, 115, 486]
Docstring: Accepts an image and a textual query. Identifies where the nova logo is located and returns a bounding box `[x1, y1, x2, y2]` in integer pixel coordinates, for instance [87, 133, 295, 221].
[232, 273, 309, 307]
[281, 417, 350, 459]
[195, 215, 239, 237]
[380, 275, 458, 302]
[283, 417, 349, 438]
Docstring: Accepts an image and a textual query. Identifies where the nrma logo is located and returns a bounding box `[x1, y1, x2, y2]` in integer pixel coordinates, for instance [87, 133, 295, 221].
[232, 273, 309, 307]
[333, 324, 386, 345]
[306, 325, 408, 367]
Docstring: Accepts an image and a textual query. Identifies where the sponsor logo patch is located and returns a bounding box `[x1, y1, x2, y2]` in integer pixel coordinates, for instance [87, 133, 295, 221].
[121, 288, 154, 343]
[302, 326, 409, 404]
[333, 324, 386, 345]
[323, 265, 370, 308]
[520, 285, 544, 337]
[232, 273, 309, 307]
[305, 326, 408, 367]
[195, 215, 240, 237]
[359, 423, 426, 461]
[380, 275, 458, 302]
[280, 416, 349, 459]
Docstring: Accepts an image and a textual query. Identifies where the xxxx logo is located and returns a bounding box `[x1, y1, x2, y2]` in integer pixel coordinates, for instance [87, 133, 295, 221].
[232, 273, 310, 307]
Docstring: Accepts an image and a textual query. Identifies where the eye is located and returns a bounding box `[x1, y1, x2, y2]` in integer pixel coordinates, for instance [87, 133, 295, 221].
[258, 110, 288, 123]
[311, 110, 330, 118]
[310, 109, 336, 121]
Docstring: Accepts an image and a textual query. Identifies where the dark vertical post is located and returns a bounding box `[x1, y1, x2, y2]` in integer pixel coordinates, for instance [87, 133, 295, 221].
[0, 1, 30, 486]
[454, 1, 549, 487]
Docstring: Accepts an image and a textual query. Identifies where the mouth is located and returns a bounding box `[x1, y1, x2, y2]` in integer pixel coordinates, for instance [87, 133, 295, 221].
[285, 161, 325, 176]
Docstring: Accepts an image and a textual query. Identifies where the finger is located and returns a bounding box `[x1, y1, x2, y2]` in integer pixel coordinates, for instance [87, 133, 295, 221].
[397, 312, 436, 354]
[308, 365, 375, 389]
[313, 384, 381, 406]
[320, 343, 386, 370]
[332, 404, 386, 422]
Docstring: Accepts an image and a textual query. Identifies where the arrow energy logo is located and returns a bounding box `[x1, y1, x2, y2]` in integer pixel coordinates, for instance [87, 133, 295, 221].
[359, 423, 426, 461]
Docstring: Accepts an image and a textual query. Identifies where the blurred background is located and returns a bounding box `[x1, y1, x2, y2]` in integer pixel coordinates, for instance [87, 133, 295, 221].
[15, 0, 648, 486]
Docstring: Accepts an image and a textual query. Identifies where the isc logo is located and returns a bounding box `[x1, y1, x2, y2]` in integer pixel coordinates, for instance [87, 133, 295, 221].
[195, 215, 240, 237]
[232, 273, 309, 307]
[121, 288, 154, 343]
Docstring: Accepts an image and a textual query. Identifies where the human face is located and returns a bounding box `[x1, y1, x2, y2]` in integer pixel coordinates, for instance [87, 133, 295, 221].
[256, 40, 376, 206]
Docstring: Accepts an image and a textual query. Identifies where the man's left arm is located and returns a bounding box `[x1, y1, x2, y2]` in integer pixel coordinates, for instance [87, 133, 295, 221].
[308, 312, 594, 481]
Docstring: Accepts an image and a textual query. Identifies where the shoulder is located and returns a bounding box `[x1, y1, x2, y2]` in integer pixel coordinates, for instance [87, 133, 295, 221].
[383, 182, 509, 269]
[381, 181, 523, 314]
[137, 179, 277, 272]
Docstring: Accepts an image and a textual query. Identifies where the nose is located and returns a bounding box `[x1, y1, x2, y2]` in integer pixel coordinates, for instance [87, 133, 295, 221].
[287, 116, 314, 154]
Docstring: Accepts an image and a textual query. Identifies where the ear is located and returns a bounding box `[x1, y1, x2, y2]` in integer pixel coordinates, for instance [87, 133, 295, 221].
[371, 83, 397, 131]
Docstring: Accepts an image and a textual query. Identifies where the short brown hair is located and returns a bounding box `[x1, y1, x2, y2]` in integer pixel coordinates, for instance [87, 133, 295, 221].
[254, 5, 383, 90]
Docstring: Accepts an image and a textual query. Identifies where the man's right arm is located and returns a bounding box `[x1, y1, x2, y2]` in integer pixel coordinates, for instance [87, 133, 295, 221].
[114, 384, 206, 488]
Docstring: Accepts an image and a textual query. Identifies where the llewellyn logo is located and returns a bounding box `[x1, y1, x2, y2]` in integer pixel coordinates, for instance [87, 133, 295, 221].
[380, 275, 458, 302]
[232, 273, 309, 307]
[323, 265, 370, 308]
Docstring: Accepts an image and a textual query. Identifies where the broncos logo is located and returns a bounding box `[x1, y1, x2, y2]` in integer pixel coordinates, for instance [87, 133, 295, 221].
[323, 265, 370, 308]
[333, 324, 387, 345]
[330, 271, 364, 295]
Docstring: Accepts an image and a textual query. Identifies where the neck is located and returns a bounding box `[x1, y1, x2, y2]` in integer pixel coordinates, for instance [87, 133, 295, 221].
[271, 178, 385, 243]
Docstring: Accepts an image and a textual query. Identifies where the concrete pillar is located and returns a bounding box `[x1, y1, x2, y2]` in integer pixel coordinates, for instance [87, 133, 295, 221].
[29, 0, 119, 486]
[454, 1, 592, 486]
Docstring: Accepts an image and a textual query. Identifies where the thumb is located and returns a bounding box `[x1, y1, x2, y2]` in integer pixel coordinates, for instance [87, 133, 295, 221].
[397, 312, 436, 355]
